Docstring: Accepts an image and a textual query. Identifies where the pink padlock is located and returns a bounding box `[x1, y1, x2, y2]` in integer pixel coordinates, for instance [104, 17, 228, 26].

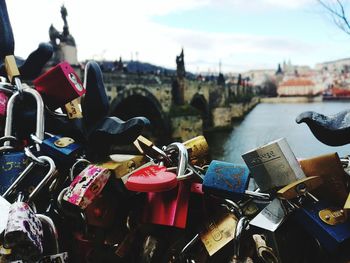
[33, 61, 85, 109]
[63, 164, 111, 209]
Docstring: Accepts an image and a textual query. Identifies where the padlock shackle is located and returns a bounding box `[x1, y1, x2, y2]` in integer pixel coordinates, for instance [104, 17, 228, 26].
[4, 86, 44, 147]
[28, 156, 56, 202]
[37, 214, 60, 254]
[2, 161, 36, 198]
[165, 142, 189, 180]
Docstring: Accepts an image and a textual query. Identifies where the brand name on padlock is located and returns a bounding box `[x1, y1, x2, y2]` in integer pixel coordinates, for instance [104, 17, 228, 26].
[249, 150, 277, 166]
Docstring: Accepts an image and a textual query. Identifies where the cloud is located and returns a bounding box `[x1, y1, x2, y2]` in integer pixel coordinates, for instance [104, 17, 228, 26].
[200, 0, 315, 11]
[3, 0, 345, 74]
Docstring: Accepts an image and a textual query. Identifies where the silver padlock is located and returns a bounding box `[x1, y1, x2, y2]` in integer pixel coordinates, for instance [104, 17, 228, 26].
[4, 84, 44, 151]
[249, 198, 307, 263]
[242, 138, 306, 192]
[164, 142, 194, 180]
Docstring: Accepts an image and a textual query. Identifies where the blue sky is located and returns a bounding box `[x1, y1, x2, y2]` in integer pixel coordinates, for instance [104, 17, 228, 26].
[6, 0, 350, 73]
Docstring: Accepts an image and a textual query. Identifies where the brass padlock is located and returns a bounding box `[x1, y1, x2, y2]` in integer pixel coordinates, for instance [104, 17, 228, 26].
[277, 176, 323, 200]
[183, 135, 210, 166]
[299, 153, 348, 206]
[4, 55, 19, 83]
[101, 154, 146, 179]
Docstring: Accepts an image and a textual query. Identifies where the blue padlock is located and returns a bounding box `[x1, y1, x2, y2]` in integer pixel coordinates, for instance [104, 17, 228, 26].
[0, 148, 29, 194]
[292, 199, 350, 252]
[30, 134, 83, 166]
[202, 160, 270, 201]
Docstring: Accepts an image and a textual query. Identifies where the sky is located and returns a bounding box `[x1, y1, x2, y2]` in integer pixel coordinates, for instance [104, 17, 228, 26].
[6, 0, 350, 73]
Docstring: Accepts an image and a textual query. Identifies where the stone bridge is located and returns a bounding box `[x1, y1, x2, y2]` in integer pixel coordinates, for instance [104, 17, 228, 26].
[103, 72, 231, 142]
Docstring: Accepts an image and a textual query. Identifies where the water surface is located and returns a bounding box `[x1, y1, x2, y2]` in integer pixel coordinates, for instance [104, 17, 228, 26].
[206, 102, 350, 163]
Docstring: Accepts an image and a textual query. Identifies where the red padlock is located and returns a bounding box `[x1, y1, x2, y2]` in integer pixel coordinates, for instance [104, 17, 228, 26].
[33, 61, 85, 109]
[125, 164, 178, 192]
[142, 181, 191, 229]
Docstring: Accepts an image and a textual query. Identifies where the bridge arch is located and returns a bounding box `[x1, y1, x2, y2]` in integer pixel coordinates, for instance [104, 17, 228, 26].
[110, 87, 171, 142]
[190, 93, 211, 129]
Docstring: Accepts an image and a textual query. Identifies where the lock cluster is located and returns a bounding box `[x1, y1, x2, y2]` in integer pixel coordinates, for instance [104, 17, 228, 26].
[1, 0, 350, 262]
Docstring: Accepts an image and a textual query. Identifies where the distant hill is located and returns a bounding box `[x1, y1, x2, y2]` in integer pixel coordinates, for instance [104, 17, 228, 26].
[95, 60, 195, 79]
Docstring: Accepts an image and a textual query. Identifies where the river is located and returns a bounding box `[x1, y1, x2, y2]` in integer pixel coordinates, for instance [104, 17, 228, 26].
[206, 101, 350, 164]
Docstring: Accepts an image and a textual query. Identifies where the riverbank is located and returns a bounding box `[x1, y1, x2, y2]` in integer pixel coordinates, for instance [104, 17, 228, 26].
[260, 96, 322, 103]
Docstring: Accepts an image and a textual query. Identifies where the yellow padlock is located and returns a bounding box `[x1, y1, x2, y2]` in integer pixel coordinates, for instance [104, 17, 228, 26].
[4, 55, 20, 83]
[98, 154, 146, 179]
[183, 135, 210, 166]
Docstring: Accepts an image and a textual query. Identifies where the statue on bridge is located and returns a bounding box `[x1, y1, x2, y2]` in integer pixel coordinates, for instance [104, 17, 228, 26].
[48, 5, 78, 66]
[176, 48, 186, 79]
[173, 48, 186, 105]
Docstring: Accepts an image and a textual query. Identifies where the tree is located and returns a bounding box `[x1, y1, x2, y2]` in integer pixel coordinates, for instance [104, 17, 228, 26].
[318, 0, 350, 35]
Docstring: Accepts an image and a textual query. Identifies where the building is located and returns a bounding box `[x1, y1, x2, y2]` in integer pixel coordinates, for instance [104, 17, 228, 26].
[316, 58, 350, 73]
[277, 78, 323, 96]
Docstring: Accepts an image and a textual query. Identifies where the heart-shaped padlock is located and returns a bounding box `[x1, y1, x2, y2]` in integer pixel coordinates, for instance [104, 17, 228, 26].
[125, 165, 178, 192]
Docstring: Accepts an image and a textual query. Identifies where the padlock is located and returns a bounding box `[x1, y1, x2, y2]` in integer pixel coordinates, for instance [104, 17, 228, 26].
[276, 176, 323, 200]
[202, 160, 270, 202]
[30, 133, 83, 166]
[0, 136, 29, 195]
[64, 98, 83, 120]
[142, 180, 191, 228]
[125, 163, 178, 192]
[63, 164, 111, 209]
[178, 199, 241, 259]
[125, 143, 191, 192]
[4, 194, 44, 262]
[37, 214, 69, 263]
[134, 136, 207, 178]
[3, 155, 58, 206]
[103, 154, 146, 178]
[0, 90, 8, 117]
[4, 55, 19, 83]
[249, 197, 312, 263]
[133, 135, 177, 164]
[0, 195, 11, 235]
[0, 85, 44, 195]
[277, 176, 350, 253]
[242, 138, 306, 192]
[33, 61, 85, 109]
[299, 152, 348, 206]
[292, 197, 350, 252]
[183, 135, 210, 167]
[3, 83, 44, 148]
[199, 199, 240, 256]
[0, 84, 44, 197]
